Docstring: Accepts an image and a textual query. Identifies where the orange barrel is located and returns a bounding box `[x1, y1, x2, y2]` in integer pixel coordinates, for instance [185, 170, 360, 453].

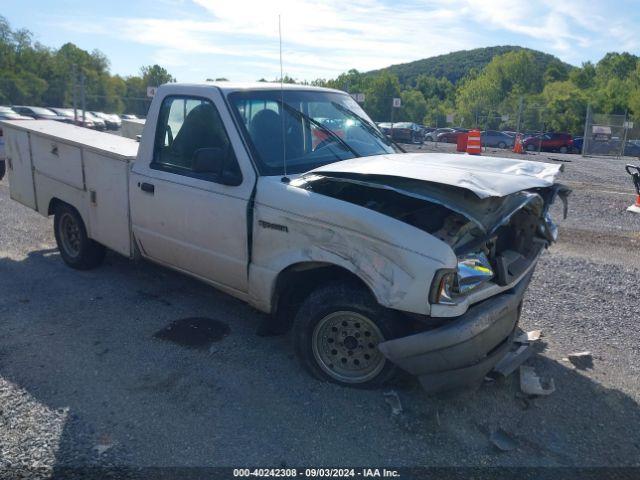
[466, 129, 481, 155]
[456, 132, 468, 152]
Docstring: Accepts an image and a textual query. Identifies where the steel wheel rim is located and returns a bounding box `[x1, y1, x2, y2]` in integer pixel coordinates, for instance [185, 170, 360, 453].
[59, 213, 81, 258]
[312, 311, 386, 383]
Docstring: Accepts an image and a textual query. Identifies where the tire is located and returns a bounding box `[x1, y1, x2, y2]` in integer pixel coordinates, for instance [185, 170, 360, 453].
[426, 135, 433, 142]
[0, 160, 5, 181]
[54, 203, 106, 270]
[559, 146, 568, 153]
[526, 143, 536, 151]
[498, 141, 506, 149]
[293, 282, 406, 388]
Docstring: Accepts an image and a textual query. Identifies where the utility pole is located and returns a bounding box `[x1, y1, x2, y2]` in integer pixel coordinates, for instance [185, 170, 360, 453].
[72, 64, 78, 124]
[80, 72, 86, 125]
[515, 96, 523, 136]
[582, 104, 591, 157]
[390, 98, 394, 141]
[620, 110, 629, 158]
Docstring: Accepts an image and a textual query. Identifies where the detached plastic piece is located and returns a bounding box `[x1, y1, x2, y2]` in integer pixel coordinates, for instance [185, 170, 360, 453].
[520, 365, 555, 396]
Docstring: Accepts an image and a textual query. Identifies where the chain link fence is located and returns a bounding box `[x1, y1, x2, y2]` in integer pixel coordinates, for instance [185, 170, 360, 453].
[582, 108, 640, 158]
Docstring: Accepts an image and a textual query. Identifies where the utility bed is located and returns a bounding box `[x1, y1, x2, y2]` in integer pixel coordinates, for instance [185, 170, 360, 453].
[1, 120, 138, 257]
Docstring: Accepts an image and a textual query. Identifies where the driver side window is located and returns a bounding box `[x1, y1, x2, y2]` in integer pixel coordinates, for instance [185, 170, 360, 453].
[152, 95, 242, 185]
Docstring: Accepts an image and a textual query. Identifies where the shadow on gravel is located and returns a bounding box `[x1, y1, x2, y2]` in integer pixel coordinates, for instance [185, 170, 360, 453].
[1, 248, 640, 470]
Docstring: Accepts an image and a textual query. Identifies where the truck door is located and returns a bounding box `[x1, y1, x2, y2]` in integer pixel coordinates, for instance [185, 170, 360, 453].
[129, 92, 255, 294]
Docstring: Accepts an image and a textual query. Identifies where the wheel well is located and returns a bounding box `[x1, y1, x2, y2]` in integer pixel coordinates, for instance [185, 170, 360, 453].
[47, 197, 63, 216]
[272, 263, 374, 332]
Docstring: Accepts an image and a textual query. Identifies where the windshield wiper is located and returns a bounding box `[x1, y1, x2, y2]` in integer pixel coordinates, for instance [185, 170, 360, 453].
[331, 102, 406, 153]
[276, 100, 361, 158]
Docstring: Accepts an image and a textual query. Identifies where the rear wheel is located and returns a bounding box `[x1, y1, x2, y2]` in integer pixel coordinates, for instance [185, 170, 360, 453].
[526, 143, 536, 151]
[559, 146, 568, 153]
[54, 203, 106, 270]
[498, 141, 507, 149]
[293, 282, 405, 387]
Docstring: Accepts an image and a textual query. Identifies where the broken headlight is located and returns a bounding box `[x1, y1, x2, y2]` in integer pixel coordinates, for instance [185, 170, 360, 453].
[430, 252, 494, 305]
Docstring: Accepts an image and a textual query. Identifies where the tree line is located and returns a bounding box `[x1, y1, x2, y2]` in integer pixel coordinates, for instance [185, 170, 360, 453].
[311, 50, 640, 134]
[1, 14, 639, 133]
[0, 16, 174, 116]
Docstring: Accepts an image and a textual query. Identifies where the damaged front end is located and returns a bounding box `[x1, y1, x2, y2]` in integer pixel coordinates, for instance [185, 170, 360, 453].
[293, 173, 570, 306]
[291, 160, 570, 393]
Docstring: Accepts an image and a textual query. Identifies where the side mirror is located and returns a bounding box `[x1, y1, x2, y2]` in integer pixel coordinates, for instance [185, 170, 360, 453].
[193, 147, 225, 175]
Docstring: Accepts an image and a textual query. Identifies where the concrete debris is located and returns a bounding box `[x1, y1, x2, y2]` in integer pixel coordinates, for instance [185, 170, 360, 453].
[515, 329, 542, 343]
[383, 390, 403, 416]
[567, 351, 593, 370]
[492, 344, 533, 378]
[489, 428, 517, 452]
[519, 366, 555, 396]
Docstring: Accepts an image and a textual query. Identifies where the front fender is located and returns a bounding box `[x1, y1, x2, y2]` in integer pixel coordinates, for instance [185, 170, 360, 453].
[248, 178, 457, 315]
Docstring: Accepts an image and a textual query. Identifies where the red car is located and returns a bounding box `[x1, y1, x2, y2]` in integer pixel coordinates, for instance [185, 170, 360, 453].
[522, 132, 573, 153]
[436, 128, 468, 143]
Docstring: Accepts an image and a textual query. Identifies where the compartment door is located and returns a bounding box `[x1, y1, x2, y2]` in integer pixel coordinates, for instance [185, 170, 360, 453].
[84, 151, 132, 257]
[5, 128, 37, 209]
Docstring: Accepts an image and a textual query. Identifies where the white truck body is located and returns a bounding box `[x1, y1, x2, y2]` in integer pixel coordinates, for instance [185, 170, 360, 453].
[1, 82, 568, 392]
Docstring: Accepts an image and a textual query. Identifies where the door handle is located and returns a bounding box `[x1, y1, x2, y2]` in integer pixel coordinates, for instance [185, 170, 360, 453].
[139, 182, 155, 194]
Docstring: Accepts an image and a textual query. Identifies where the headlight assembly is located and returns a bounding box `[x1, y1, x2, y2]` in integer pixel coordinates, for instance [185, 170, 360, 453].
[430, 252, 494, 305]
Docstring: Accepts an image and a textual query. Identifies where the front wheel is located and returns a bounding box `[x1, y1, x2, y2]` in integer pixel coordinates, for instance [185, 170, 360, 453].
[526, 143, 536, 151]
[54, 203, 106, 270]
[498, 141, 506, 149]
[293, 282, 405, 388]
[559, 146, 568, 153]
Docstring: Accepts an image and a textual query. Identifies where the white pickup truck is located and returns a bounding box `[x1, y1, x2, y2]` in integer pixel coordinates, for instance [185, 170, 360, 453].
[1, 82, 569, 392]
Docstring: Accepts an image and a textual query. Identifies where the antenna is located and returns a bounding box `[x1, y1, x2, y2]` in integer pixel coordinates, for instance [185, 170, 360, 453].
[279, 14, 289, 183]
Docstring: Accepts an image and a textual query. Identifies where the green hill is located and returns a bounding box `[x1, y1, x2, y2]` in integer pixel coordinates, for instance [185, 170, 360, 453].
[366, 46, 573, 86]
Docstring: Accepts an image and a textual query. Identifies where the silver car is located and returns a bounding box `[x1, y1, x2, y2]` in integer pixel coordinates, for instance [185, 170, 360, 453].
[482, 130, 515, 149]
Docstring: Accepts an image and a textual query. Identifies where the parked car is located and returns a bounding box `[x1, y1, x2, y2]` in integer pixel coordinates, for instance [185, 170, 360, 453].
[522, 132, 573, 153]
[419, 125, 435, 135]
[625, 141, 640, 157]
[0, 106, 31, 120]
[11, 106, 72, 123]
[572, 136, 583, 154]
[587, 138, 640, 157]
[49, 108, 95, 129]
[376, 122, 391, 135]
[0, 81, 569, 393]
[481, 130, 515, 149]
[437, 128, 469, 144]
[91, 111, 122, 130]
[425, 127, 453, 142]
[82, 111, 107, 131]
[389, 122, 424, 144]
[121, 114, 139, 120]
[0, 107, 32, 180]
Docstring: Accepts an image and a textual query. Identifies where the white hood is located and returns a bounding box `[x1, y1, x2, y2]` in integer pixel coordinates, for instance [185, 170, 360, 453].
[309, 152, 563, 199]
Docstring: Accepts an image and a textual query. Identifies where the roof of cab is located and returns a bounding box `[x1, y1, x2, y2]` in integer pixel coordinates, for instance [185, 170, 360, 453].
[156, 82, 344, 95]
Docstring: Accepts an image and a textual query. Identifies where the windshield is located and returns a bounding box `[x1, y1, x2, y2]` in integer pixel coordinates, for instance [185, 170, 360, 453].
[228, 90, 397, 175]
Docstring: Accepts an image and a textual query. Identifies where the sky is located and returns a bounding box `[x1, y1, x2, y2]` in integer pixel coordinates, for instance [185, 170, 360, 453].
[3, 0, 640, 83]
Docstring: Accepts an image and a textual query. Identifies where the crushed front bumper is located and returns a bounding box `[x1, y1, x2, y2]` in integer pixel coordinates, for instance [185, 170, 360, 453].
[378, 271, 533, 394]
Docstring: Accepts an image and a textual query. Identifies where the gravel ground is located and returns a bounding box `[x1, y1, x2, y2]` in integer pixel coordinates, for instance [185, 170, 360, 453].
[1, 146, 639, 473]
